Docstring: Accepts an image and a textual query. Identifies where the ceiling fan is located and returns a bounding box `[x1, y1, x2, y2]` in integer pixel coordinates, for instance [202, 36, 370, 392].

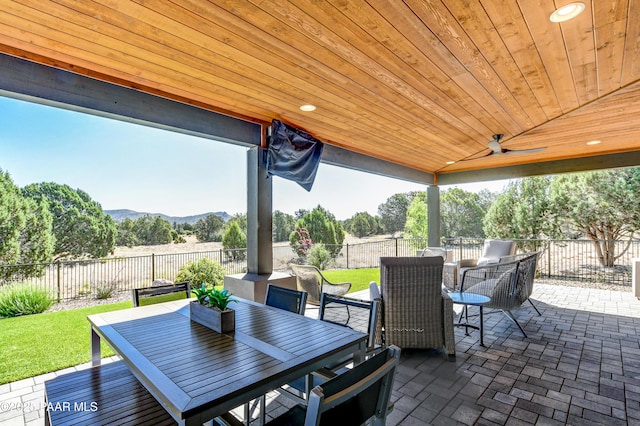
[462, 134, 546, 161]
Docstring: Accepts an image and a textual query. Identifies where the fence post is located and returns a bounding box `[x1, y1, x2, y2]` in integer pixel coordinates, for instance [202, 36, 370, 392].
[56, 262, 61, 302]
[547, 241, 551, 278]
[151, 253, 155, 282]
[458, 237, 463, 261]
[395, 238, 398, 257]
[346, 244, 349, 269]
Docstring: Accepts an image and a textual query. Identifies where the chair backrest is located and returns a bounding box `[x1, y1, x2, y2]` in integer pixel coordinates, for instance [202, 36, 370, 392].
[319, 293, 380, 351]
[513, 252, 539, 304]
[289, 264, 322, 304]
[368, 282, 384, 347]
[131, 281, 191, 307]
[304, 346, 400, 426]
[478, 239, 516, 264]
[369, 282, 381, 300]
[461, 252, 539, 310]
[416, 247, 453, 263]
[379, 256, 445, 349]
[264, 283, 307, 315]
[460, 260, 520, 309]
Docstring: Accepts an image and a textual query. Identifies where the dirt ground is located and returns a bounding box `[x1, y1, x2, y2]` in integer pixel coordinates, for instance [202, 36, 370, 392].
[111, 233, 391, 257]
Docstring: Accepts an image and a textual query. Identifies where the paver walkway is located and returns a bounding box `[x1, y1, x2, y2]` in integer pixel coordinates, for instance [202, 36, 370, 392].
[2, 283, 640, 425]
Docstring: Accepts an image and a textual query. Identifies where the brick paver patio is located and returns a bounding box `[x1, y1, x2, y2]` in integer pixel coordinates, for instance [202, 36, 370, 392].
[2, 283, 640, 425]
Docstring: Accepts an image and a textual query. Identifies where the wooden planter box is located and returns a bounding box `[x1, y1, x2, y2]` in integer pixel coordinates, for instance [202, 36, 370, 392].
[189, 301, 235, 333]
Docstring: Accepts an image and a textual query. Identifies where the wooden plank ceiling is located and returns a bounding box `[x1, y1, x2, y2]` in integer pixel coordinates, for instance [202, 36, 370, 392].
[0, 0, 639, 178]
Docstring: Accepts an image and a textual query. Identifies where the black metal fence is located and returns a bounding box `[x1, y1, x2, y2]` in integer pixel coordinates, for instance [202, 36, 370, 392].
[443, 238, 640, 285]
[281, 237, 640, 285]
[2, 238, 639, 301]
[0, 250, 246, 302]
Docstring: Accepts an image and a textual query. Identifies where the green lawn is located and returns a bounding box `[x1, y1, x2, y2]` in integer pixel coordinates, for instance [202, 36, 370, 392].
[0, 302, 129, 384]
[321, 267, 380, 293]
[0, 268, 380, 384]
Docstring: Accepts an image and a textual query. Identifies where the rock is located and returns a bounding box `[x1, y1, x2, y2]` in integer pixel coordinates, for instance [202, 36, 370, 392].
[152, 279, 174, 287]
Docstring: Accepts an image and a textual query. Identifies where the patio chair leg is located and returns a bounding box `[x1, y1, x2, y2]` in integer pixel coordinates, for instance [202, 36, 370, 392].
[502, 310, 528, 338]
[244, 395, 265, 426]
[259, 395, 265, 426]
[528, 298, 542, 316]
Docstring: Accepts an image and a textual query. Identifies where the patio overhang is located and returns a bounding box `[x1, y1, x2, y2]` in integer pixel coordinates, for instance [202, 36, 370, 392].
[0, 1, 638, 180]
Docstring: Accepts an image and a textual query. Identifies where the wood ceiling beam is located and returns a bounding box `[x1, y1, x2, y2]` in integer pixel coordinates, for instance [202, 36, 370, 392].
[0, 53, 262, 147]
[438, 150, 640, 185]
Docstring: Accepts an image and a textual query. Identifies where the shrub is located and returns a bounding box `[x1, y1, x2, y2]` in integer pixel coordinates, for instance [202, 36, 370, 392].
[94, 283, 115, 300]
[307, 243, 332, 270]
[175, 258, 226, 288]
[0, 284, 53, 317]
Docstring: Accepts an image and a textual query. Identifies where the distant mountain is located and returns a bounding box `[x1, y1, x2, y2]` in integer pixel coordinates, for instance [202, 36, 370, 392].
[105, 209, 231, 224]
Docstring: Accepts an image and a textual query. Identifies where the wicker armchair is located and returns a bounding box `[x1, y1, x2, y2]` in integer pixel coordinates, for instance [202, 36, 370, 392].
[377, 256, 456, 360]
[443, 239, 516, 290]
[289, 264, 351, 305]
[459, 252, 540, 337]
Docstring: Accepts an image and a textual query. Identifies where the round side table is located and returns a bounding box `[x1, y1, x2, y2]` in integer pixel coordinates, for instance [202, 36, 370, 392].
[448, 291, 491, 346]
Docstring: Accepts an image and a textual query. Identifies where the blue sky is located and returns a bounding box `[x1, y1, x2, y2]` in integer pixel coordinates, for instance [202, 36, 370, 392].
[0, 96, 508, 220]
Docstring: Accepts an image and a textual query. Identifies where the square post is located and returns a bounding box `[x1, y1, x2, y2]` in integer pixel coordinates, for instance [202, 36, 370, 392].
[247, 146, 273, 274]
[427, 185, 441, 247]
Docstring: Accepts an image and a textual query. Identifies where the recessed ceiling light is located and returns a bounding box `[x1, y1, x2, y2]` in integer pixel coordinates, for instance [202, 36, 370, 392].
[446, 161, 455, 165]
[550, 2, 585, 22]
[299, 104, 316, 112]
[586, 140, 601, 145]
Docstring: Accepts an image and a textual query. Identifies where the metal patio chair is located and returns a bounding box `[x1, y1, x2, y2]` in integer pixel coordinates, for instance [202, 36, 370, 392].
[460, 252, 541, 337]
[289, 264, 351, 305]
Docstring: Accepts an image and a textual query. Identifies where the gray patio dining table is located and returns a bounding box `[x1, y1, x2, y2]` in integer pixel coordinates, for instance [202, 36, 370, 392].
[87, 297, 367, 426]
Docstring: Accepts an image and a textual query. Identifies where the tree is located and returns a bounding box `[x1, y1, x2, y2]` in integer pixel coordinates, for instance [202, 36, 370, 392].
[351, 214, 371, 238]
[550, 167, 640, 266]
[290, 206, 345, 257]
[484, 177, 560, 251]
[129, 215, 173, 245]
[273, 210, 296, 242]
[146, 216, 174, 245]
[116, 218, 138, 247]
[476, 189, 498, 214]
[22, 182, 116, 259]
[403, 192, 428, 244]
[0, 170, 55, 281]
[346, 212, 382, 238]
[116, 215, 176, 246]
[294, 209, 310, 221]
[440, 188, 487, 238]
[171, 229, 186, 243]
[194, 214, 224, 242]
[172, 222, 194, 235]
[222, 220, 247, 261]
[378, 192, 417, 235]
[229, 213, 247, 234]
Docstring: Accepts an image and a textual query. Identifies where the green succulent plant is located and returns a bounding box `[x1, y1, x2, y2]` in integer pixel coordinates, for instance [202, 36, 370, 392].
[192, 284, 236, 311]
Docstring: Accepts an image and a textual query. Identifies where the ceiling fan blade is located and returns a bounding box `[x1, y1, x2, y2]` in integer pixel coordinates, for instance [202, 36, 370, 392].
[503, 147, 547, 155]
[458, 151, 492, 161]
